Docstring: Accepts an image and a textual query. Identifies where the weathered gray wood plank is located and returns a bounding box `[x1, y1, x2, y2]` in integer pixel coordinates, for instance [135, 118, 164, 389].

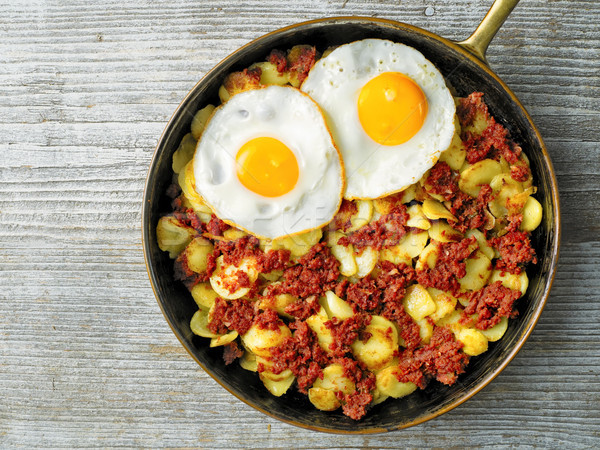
[1, 0, 599, 447]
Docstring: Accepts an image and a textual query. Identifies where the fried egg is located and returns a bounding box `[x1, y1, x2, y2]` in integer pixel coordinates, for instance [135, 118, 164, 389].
[301, 39, 455, 199]
[193, 85, 344, 239]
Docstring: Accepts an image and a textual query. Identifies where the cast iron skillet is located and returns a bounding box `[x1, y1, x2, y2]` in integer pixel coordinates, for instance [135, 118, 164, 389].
[143, 0, 560, 433]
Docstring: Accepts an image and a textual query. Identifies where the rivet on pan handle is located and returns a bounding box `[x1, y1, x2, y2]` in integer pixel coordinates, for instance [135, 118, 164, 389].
[457, 0, 520, 64]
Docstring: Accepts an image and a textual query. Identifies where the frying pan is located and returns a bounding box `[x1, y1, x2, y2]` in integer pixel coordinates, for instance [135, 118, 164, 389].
[142, 0, 561, 433]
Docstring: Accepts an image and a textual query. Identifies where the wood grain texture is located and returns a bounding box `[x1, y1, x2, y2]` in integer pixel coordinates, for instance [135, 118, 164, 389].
[1, 0, 599, 447]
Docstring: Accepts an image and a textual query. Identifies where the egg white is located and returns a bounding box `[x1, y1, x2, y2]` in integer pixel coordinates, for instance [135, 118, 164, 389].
[301, 39, 456, 200]
[193, 85, 344, 240]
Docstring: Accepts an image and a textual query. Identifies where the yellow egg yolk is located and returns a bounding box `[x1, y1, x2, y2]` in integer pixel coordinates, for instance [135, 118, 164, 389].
[357, 72, 428, 146]
[236, 136, 299, 197]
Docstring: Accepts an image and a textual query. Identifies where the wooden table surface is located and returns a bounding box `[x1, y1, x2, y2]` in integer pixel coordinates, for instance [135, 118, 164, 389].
[1, 0, 599, 447]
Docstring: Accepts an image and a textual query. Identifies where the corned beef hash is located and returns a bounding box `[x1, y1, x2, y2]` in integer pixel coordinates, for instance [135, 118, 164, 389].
[156, 40, 542, 420]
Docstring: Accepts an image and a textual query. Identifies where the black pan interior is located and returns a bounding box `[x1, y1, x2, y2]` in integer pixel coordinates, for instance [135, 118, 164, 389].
[143, 18, 559, 433]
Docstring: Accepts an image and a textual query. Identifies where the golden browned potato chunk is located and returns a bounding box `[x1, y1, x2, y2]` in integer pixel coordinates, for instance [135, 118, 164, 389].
[351, 315, 398, 371]
[219, 67, 262, 102]
[190, 282, 219, 310]
[180, 236, 214, 274]
[259, 371, 295, 397]
[156, 216, 194, 259]
[376, 365, 418, 398]
[172, 133, 197, 174]
[241, 321, 291, 357]
[459, 159, 503, 197]
[190, 104, 216, 140]
[209, 255, 259, 300]
[403, 284, 437, 321]
[327, 230, 357, 277]
[308, 363, 355, 411]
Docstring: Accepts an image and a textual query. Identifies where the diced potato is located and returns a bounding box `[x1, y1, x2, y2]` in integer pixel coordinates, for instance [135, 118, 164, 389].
[293, 228, 323, 250]
[458, 159, 503, 197]
[218, 85, 230, 103]
[438, 116, 466, 171]
[465, 229, 495, 260]
[190, 309, 220, 338]
[355, 246, 378, 278]
[306, 312, 334, 353]
[308, 387, 340, 411]
[271, 228, 322, 259]
[256, 360, 294, 382]
[313, 364, 355, 394]
[259, 269, 283, 282]
[490, 269, 528, 297]
[239, 350, 258, 372]
[258, 291, 297, 318]
[415, 242, 439, 271]
[489, 173, 523, 193]
[458, 250, 492, 292]
[468, 112, 490, 134]
[462, 103, 490, 135]
[321, 290, 354, 320]
[178, 160, 204, 204]
[499, 156, 511, 175]
[191, 282, 219, 310]
[426, 288, 458, 323]
[219, 69, 262, 102]
[396, 230, 430, 259]
[379, 246, 413, 266]
[521, 196, 543, 232]
[455, 327, 488, 356]
[373, 186, 415, 214]
[348, 199, 373, 232]
[242, 321, 291, 357]
[403, 284, 436, 321]
[172, 133, 197, 174]
[210, 255, 259, 300]
[370, 389, 390, 406]
[190, 104, 216, 140]
[260, 372, 295, 397]
[506, 189, 533, 216]
[180, 195, 213, 223]
[375, 365, 418, 398]
[351, 315, 398, 371]
[480, 316, 509, 342]
[222, 228, 248, 241]
[286, 45, 315, 87]
[422, 198, 456, 222]
[428, 220, 463, 243]
[210, 330, 239, 347]
[416, 318, 434, 344]
[308, 363, 357, 409]
[249, 61, 289, 86]
[327, 230, 357, 277]
[489, 174, 524, 218]
[182, 236, 214, 273]
[406, 204, 431, 230]
[156, 216, 195, 259]
[401, 185, 418, 204]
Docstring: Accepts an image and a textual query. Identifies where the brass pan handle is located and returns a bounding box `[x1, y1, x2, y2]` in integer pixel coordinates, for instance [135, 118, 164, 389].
[457, 0, 520, 64]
